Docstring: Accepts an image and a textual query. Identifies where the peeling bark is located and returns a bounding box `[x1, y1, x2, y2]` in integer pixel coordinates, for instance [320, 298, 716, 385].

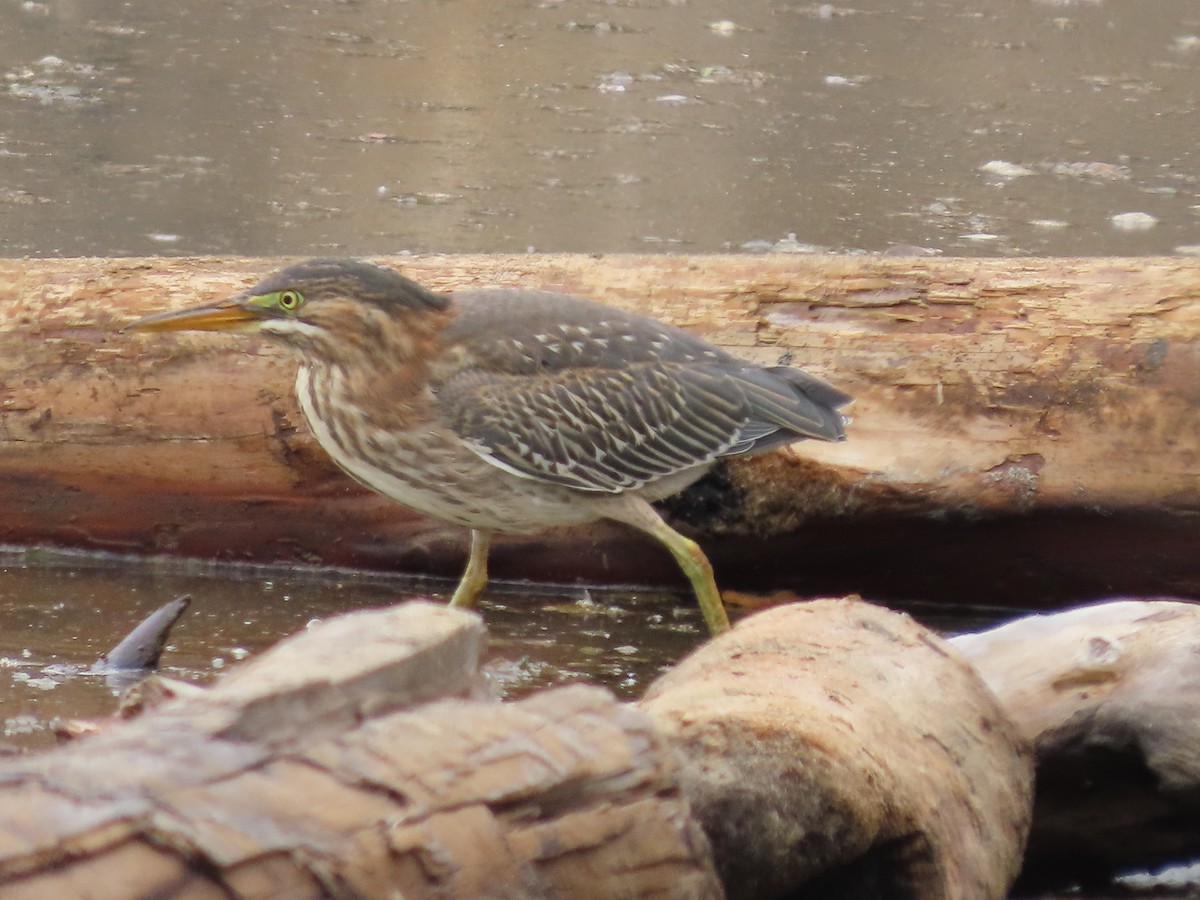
[1, 255, 1198, 600]
[0, 602, 721, 899]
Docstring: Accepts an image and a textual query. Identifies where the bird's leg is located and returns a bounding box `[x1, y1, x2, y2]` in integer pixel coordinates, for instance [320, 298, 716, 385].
[600, 497, 731, 635]
[450, 528, 491, 608]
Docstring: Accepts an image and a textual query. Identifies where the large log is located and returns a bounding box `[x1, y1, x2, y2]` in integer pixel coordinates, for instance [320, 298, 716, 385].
[0, 602, 722, 898]
[951, 599, 1200, 891]
[639, 598, 1034, 900]
[2, 255, 1198, 601]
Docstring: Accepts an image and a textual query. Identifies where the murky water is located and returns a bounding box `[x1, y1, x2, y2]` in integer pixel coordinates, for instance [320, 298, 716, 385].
[0, 547, 706, 751]
[0, 546, 1009, 753]
[0, 0, 1197, 258]
[1, 3, 1198, 893]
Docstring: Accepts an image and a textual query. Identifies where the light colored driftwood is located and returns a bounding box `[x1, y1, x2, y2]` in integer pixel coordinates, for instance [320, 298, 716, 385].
[638, 597, 1034, 900]
[951, 599, 1200, 891]
[0, 602, 721, 899]
[1, 255, 1198, 595]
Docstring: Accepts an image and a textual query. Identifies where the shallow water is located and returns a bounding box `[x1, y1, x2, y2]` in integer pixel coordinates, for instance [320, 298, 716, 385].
[0, 546, 1010, 753]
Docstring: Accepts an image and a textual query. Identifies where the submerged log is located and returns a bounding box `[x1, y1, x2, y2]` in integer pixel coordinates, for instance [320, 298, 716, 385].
[1, 255, 1198, 602]
[638, 597, 1035, 900]
[951, 599, 1200, 891]
[0, 602, 722, 898]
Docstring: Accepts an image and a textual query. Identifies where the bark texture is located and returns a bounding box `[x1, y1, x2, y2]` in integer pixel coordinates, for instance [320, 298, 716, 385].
[1, 255, 1198, 600]
[0, 602, 721, 899]
[638, 597, 1035, 900]
[952, 599, 1200, 891]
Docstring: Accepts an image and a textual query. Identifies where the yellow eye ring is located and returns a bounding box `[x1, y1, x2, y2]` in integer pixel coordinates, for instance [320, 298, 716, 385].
[278, 290, 302, 311]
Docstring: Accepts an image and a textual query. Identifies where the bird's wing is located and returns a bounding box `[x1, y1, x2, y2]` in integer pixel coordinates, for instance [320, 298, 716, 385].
[437, 363, 751, 493]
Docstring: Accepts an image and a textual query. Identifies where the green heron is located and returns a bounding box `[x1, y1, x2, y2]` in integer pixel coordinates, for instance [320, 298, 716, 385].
[128, 259, 850, 634]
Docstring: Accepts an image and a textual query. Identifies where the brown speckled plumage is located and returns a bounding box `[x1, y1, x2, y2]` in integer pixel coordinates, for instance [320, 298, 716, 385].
[128, 258, 851, 634]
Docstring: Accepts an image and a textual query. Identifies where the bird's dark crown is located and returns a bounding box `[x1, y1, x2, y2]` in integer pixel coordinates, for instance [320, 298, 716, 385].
[252, 259, 450, 313]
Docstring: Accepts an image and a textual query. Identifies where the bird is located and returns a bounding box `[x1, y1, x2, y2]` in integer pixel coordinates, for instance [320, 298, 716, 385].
[127, 259, 851, 634]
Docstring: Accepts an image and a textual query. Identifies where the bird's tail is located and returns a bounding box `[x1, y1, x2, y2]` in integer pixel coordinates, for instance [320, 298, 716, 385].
[724, 364, 852, 454]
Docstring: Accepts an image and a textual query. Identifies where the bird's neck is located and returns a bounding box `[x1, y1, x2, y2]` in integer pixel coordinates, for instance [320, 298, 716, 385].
[304, 349, 436, 430]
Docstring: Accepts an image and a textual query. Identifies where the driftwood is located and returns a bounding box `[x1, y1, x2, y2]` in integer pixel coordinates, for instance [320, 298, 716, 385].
[951, 599, 1200, 891]
[93, 594, 190, 673]
[31, 593, 1200, 898]
[0, 602, 721, 899]
[638, 597, 1034, 900]
[1, 255, 1199, 602]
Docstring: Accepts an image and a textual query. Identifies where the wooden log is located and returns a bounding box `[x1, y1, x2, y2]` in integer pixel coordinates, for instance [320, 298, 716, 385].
[950, 599, 1200, 891]
[0, 601, 721, 898]
[638, 597, 1034, 900]
[1, 255, 1198, 600]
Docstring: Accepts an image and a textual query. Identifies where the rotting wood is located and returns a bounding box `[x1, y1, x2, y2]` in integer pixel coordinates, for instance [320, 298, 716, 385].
[638, 597, 1034, 900]
[951, 599, 1200, 892]
[0, 601, 722, 899]
[1, 255, 1198, 601]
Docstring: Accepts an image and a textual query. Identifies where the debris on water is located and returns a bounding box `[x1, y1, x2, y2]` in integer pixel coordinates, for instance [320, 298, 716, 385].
[881, 243, 941, 257]
[1110, 211, 1159, 231]
[823, 74, 866, 87]
[1029, 218, 1070, 229]
[565, 21, 631, 34]
[1171, 35, 1200, 53]
[1046, 160, 1132, 181]
[388, 191, 454, 207]
[5, 56, 105, 106]
[980, 160, 1034, 179]
[741, 232, 825, 254]
[3, 714, 44, 737]
[93, 595, 191, 674]
[11, 673, 58, 692]
[709, 20, 738, 35]
[1174, 245, 1200, 256]
[597, 71, 634, 93]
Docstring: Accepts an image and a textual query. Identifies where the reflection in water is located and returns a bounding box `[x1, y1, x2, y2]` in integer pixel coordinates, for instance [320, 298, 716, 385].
[0, 0, 1197, 258]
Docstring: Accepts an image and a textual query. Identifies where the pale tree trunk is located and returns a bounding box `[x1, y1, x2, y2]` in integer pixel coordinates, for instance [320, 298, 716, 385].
[0, 255, 1197, 600]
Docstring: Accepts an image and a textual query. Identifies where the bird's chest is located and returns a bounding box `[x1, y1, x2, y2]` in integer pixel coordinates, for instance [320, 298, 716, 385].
[296, 364, 448, 482]
[294, 366, 547, 530]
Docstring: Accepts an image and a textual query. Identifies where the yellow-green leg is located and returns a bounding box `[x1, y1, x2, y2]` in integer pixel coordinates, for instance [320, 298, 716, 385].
[450, 529, 491, 607]
[601, 497, 731, 635]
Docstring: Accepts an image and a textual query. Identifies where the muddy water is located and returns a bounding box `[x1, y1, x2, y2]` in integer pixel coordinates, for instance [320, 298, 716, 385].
[0, 547, 1006, 752]
[1, 3, 1198, 893]
[0, 548, 704, 750]
[0, 0, 1197, 258]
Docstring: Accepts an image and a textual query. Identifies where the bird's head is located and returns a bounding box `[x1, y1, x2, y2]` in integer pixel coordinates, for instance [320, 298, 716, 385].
[127, 258, 451, 364]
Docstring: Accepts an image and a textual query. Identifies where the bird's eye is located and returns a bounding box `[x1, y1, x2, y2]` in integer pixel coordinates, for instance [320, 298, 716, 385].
[278, 290, 303, 311]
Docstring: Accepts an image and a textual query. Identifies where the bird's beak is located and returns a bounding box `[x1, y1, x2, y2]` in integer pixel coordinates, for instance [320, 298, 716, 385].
[124, 293, 268, 333]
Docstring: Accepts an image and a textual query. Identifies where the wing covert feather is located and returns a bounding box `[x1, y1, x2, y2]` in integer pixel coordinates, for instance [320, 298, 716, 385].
[438, 363, 749, 493]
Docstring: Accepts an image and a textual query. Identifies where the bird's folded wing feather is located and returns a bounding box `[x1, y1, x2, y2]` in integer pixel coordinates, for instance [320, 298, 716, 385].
[437, 363, 750, 493]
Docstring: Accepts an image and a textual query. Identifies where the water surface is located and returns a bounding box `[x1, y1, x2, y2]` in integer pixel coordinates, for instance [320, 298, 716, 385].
[0, 0, 1196, 258]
